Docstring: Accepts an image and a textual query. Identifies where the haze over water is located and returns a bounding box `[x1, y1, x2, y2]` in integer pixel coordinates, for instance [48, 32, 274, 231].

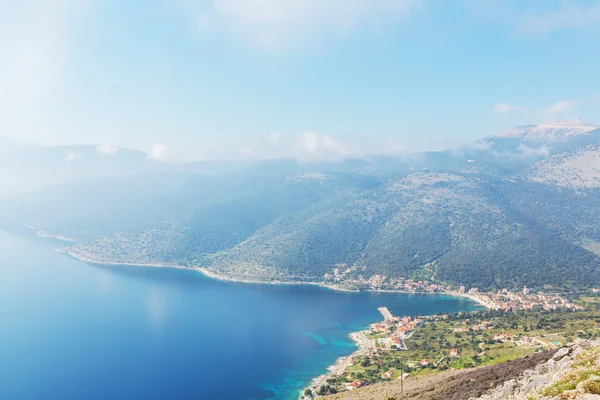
[0, 231, 481, 400]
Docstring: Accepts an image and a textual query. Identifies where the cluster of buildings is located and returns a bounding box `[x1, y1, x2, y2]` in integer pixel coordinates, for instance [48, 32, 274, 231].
[369, 313, 424, 351]
[323, 267, 589, 315]
[372, 314, 423, 337]
[462, 287, 584, 311]
[394, 315, 424, 336]
[323, 267, 585, 313]
[324, 265, 362, 283]
[323, 267, 454, 293]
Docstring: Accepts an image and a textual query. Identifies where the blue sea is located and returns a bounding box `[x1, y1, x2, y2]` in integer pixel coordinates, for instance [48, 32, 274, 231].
[0, 231, 481, 400]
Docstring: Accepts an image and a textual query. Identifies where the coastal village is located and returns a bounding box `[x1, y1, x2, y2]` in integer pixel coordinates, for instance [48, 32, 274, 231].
[323, 265, 585, 312]
[302, 285, 591, 399]
[461, 286, 586, 312]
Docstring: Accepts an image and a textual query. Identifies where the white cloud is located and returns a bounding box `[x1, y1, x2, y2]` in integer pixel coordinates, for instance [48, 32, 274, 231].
[239, 145, 255, 157]
[493, 103, 522, 115]
[462, 0, 600, 37]
[268, 131, 281, 143]
[0, 1, 85, 138]
[387, 140, 411, 155]
[191, 0, 419, 50]
[97, 144, 119, 155]
[467, 140, 493, 151]
[294, 131, 355, 161]
[539, 100, 579, 118]
[518, 143, 550, 158]
[515, 1, 600, 36]
[65, 151, 83, 162]
[148, 143, 169, 160]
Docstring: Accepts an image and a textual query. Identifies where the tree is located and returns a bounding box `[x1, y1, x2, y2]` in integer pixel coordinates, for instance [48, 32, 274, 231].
[317, 386, 328, 396]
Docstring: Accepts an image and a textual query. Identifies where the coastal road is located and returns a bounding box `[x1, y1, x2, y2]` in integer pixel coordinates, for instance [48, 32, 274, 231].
[355, 331, 372, 352]
[399, 338, 408, 350]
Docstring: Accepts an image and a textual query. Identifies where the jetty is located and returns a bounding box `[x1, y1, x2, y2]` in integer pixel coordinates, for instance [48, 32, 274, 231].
[378, 306, 394, 321]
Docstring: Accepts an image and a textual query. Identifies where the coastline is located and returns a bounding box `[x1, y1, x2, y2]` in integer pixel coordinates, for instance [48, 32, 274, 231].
[56, 248, 489, 400]
[56, 249, 360, 292]
[300, 330, 370, 399]
[27, 226, 77, 242]
[56, 250, 491, 307]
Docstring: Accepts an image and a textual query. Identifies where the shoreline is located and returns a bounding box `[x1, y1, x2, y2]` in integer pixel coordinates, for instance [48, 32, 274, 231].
[300, 330, 370, 399]
[27, 226, 77, 242]
[56, 249, 360, 292]
[56, 248, 489, 400]
[56, 250, 491, 307]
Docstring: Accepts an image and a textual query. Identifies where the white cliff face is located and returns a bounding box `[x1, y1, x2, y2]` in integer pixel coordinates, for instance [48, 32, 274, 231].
[475, 340, 600, 400]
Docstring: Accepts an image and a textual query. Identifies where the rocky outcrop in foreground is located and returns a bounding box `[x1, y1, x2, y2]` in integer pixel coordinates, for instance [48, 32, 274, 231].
[323, 341, 600, 400]
[476, 340, 600, 400]
[322, 350, 558, 400]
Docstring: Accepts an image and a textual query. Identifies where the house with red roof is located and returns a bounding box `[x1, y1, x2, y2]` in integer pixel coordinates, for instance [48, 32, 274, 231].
[350, 379, 365, 389]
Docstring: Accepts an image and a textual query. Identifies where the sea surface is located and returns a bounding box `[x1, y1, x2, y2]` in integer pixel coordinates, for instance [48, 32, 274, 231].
[0, 231, 482, 400]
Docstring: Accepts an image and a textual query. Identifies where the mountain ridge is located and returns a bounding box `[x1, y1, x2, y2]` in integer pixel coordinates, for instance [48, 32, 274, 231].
[5, 122, 600, 291]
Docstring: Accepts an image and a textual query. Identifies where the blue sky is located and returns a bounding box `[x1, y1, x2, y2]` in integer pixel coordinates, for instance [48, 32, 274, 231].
[1, 0, 599, 161]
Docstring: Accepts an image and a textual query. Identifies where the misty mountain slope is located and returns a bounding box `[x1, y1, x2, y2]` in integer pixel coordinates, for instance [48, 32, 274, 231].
[12, 168, 600, 291]
[494, 180, 600, 245]
[7, 122, 600, 290]
[491, 121, 599, 143]
[525, 142, 600, 189]
[0, 139, 167, 197]
[354, 173, 474, 278]
[206, 189, 392, 278]
[1, 172, 209, 239]
[180, 171, 600, 289]
[434, 210, 600, 290]
[461, 122, 600, 172]
[63, 173, 385, 266]
[357, 172, 600, 289]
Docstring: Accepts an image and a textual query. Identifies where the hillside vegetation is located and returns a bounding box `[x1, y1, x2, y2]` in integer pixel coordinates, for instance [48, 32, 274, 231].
[5, 122, 600, 291]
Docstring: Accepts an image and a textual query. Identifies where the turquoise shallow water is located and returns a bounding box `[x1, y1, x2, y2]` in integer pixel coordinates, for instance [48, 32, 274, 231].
[0, 231, 482, 400]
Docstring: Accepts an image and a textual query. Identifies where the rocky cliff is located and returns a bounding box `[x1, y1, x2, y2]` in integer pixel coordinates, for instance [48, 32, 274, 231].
[476, 340, 600, 400]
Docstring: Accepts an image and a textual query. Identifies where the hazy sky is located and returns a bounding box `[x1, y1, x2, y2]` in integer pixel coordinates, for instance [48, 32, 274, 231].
[1, 0, 600, 161]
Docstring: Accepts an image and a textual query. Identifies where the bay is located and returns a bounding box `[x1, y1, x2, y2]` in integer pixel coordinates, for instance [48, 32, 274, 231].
[0, 231, 481, 400]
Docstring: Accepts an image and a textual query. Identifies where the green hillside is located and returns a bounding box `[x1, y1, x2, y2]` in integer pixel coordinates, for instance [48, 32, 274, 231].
[6, 126, 600, 291]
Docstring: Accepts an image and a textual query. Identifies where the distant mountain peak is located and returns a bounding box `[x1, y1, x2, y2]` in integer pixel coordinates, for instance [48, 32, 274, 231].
[491, 120, 598, 143]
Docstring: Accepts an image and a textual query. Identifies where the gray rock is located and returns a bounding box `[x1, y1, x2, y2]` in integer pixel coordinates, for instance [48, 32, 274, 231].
[576, 338, 594, 349]
[502, 379, 517, 398]
[572, 346, 585, 359]
[536, 362, 550, 375]
[545, 358, 557, 372]
[531, 374, 550, 390]
[553, 347, 573, 361]
[471, 343, 597, 399]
